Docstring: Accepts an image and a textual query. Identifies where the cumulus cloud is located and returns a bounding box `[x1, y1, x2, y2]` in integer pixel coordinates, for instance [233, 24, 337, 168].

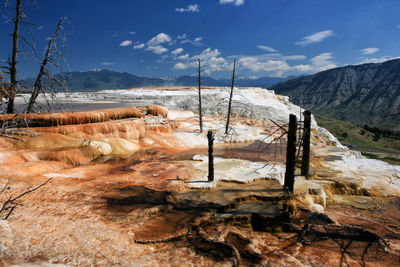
[147, 33, 172, 46]
[171, 47, 230, 74]
[361, 47, 380, 55]
[193, 48, 221, 60]
[177, 53, 189, 60]
[133, 43, 145, 49]
[238, 57, 292, 77]
[173, 63, 189, 70]
[295, 30, 334, 46]
[233, 52, 334, 77]
[119, 40, 132, 47]
[145, 45, 168, 54]
[220, 0, 244, 6]
[175, 4, 200, 13]
[257, 45, 277, 52]
[172, 48, 184, 55]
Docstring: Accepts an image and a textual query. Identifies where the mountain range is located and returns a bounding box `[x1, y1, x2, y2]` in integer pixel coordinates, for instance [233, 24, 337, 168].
[47, 69, 285, 92]
[270, 58, 400, 130]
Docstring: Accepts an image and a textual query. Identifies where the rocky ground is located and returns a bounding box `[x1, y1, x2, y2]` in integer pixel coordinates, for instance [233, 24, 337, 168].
[0, 87, 399, 266]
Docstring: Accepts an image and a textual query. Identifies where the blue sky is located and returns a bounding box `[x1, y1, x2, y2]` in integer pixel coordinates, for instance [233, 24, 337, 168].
[1, 0, 400, 79]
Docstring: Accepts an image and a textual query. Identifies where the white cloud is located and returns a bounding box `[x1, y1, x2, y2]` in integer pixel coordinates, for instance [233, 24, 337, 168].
[295, 30, 334, 46]
[128, 31, 136, 35]
[145, 45, 168, 54]
[193, 48, 221, 60]
[177, 33, 187, 39]
[119, 40, 132, 47]
[147, 33, 172, 46]
[175, 4, 200, 13]
[177, 53, 189, 60]
[173, 63, 189, 70]
[361, 47, 380, 55]
[234, 52, 335, 77]
[133, 43, 145, 49]
[284, 55, 307, 61]
[310, 52, 337, 71]
[220, 0, 244, 6]
[181, 36, 203, 46]
[172, 48, 184, 55]
[257, 45, 277, 52]
[358, 56, 400, 65]
[238, 57, 292, 77]
[101, 62, 115, 66]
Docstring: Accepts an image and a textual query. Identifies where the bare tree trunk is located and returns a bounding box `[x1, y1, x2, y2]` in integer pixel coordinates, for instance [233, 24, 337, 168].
[6, 0, 22, 114]
[301, 110, 311, 179]
[284, 114, 297, 192]
[26, 18, 64, 113]
[225, 59, 236, 134]
[198, 58, 203, 133]
[207, 130, 214, 182]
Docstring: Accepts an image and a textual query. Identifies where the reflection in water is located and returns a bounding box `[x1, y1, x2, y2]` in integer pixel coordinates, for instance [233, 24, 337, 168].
[96, 140, 287, 165]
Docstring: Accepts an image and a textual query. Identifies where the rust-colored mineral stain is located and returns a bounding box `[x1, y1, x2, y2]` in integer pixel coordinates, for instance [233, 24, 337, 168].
[133, 211, 197, 243]
[1, 105, 400, 266]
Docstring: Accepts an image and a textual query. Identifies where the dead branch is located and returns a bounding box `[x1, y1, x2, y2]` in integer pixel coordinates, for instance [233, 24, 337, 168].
[269, 119, 288, 134]
[26, 17, 65, 113]
[0, 178, 52, 220]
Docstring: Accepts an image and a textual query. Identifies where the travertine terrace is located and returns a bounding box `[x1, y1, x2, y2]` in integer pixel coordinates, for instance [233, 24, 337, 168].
[0, 87, 399, 266]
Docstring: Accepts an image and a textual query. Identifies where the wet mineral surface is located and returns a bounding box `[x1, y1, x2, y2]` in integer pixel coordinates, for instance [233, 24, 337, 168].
[0, 89, 399, 266]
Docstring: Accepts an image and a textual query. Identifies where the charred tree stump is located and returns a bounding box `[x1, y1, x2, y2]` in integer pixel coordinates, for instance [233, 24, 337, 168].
[284, 114, 297, 192]
[207, 130, 214, 182]
[301, 110, 311, 179]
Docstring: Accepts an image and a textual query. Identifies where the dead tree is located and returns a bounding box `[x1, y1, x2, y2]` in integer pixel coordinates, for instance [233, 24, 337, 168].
[26, 18, 65, 113]
[207, 130, 214, 182]
[225, 59, 236, 134]
[2, 1, 69, 115]
[5, 0, 22, 114]
[301, 110, 311, 178]
[198, 58, 203, 133]
[284, 114, 297, 192]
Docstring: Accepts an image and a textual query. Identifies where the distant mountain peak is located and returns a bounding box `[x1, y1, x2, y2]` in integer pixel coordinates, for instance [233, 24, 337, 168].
[271, 58, 400, 130]
[89, 68, 110, 72]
